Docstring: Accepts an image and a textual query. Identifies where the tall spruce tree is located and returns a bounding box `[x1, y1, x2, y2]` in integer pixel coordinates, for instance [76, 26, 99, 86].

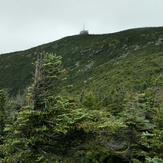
[0, 53, 66, 162]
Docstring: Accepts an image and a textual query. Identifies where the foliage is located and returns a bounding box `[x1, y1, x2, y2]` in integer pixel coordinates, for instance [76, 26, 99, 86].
[1, 53, 126, 162]
[0, 27, 163, 162]
[27, 52, 63, 109]
[0, 89, 7, 161]
[137, 75, 163, 162]
[0, 90, 7, 141]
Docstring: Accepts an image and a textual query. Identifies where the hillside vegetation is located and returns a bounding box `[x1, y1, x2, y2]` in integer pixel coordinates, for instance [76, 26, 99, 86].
[0, 27, 163, 97]
[0, 27, 163, 162]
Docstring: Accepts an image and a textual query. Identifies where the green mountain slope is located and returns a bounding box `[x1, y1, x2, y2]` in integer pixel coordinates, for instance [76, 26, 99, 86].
[1, 27, 163, 163]
[0, 27, 163, 96]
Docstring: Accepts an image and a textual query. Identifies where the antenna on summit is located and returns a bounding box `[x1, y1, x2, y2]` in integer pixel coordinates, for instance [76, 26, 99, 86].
[83, 23, 85, 30]
[80, 23, 89, 35]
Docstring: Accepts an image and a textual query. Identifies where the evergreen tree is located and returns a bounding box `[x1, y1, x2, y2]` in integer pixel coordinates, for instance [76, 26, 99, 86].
[138, 75, 163, 162]
[1, 53, 66, 162]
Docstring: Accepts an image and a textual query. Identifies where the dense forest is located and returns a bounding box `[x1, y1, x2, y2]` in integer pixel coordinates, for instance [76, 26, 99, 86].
[0, 27, 163, 162]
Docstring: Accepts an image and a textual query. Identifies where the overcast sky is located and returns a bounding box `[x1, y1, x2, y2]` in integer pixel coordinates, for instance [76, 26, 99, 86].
[0, 0, 163, 54]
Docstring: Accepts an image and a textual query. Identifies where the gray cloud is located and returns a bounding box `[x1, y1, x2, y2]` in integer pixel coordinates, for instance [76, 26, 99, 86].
[0, 0, 163, 53]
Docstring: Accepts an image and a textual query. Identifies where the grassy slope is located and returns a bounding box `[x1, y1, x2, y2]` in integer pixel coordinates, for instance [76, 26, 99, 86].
[0, 27, 163, 97]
